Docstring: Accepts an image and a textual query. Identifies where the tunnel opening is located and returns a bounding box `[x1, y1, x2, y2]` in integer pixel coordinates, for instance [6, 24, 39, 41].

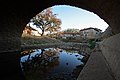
[0, 0, 120, 80]
[21, 5, 109, 48]
[20, 5, 110, 80]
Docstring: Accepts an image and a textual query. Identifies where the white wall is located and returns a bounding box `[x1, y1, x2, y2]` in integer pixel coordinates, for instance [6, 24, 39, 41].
[31, 30, 41, 36]
[81, 29, 101, 39]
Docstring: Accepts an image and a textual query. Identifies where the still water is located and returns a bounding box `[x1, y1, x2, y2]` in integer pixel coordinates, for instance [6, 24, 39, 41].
[20, 48, 86, 80]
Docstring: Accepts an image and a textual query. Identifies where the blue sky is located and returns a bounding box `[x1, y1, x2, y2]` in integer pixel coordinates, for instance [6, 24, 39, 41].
[30, 5, 109, 32]
[51, 5, 108, 32]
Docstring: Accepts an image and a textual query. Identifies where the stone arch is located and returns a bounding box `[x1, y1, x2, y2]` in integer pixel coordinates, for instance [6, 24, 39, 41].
[1, 0, 120, 52]
[0, 0, 120, 80]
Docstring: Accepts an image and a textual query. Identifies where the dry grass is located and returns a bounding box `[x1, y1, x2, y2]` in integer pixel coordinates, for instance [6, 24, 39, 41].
[21, 35, 63, 46]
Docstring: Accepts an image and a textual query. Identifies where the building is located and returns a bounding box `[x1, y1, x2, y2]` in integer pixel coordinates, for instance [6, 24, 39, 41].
[22, 25, 41, 37]
[79, 27, 102, 40]
[59, 32, 81, 39]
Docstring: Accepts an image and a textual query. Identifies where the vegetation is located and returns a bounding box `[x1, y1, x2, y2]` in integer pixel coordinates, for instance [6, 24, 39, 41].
[88, 39, 96, 50]
[30, 8, 61, 36]
[63, 28, 79, 33]
[59, 37, 82, 43]
[21, 35, 63, 45]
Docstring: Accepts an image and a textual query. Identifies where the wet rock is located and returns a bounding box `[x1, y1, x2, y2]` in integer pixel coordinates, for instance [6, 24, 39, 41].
[77, 58, 81, 60]
[75, 54, 79, 57]
[66, 62, 68, 65]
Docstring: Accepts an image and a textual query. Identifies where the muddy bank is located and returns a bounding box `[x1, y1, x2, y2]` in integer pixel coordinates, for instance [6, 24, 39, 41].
[21, 43, 89, 50]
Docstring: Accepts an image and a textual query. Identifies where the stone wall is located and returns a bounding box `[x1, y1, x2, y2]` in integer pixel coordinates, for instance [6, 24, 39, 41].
[100, 33, 120, 80]
[0, 0, 120, 53]
[0, 14, 28, 52]
[0, 1, 120, 79]
[101, 27, 114, 39]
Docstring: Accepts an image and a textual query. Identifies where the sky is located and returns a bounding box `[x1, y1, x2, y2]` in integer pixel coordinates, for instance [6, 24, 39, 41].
[30, 5, 109, 32]
[51, 5, 109, 32]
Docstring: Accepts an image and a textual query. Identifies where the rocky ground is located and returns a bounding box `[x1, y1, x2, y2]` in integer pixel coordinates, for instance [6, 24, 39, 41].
[21, 36, 63, 45]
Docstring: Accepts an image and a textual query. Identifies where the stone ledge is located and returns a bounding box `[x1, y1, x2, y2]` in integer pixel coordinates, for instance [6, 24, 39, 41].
[77, 51, 115, 80]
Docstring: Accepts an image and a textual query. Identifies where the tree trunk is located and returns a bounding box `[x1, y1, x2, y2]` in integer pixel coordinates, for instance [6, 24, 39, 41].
[41, 30, 44, 36]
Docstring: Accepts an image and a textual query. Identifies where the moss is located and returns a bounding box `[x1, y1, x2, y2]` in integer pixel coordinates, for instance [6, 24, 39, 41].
[88, 39, 96, 50]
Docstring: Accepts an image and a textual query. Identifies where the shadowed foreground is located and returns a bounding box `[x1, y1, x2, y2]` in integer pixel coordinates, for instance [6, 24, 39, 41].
[0, 52, 26, 80]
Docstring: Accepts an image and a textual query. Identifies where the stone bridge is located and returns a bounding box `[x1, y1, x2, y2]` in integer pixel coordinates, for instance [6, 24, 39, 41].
[0, 0, 120, 80]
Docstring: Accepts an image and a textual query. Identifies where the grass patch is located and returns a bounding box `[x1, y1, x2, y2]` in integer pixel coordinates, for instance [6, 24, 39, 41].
[21, 35, 63, 45]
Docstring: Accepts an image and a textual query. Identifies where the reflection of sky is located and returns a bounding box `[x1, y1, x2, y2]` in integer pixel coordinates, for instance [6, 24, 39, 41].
[21, 49, 42, 62]
[52, 50, 84, 73]
[21, 48, 84, 75]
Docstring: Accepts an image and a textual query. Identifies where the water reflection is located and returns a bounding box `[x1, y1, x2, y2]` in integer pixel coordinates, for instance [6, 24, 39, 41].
[20, 48, 86, 80]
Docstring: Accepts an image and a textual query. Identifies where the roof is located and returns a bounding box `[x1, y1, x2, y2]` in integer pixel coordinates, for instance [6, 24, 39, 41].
[80, 27, 102, 32]
[25, 26, 37, 31]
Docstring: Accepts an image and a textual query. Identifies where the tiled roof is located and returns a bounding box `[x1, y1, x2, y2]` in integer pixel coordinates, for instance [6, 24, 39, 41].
[80, 27, 102, 32]
[25, 26, 37, 31]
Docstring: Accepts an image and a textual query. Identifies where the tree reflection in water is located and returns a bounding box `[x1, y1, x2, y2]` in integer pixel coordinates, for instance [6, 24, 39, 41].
[20, 48, 88, 80]
[21, 48, 60, 80]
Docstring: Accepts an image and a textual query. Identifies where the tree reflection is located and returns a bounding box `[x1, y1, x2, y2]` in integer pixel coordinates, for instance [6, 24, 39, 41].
[21, 48, 60, 80]
[20, 48, 89, 80]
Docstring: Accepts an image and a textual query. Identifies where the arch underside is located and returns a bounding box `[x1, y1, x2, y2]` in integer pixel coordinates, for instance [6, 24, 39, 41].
[0, 0, 120, 80]
[0, 0, 120, 52]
